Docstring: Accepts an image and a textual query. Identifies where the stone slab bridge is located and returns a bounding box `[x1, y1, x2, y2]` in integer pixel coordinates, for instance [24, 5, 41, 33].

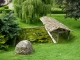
[40, 16, 71, 43]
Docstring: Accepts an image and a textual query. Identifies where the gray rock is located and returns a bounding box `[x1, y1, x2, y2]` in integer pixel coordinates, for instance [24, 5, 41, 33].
[15, 40, 34, 55]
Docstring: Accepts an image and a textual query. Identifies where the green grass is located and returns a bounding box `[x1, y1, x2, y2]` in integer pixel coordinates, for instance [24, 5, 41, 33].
[17, 18, 43, 28]
[51, 8, 62, 11]
[0, 14, 80, 60]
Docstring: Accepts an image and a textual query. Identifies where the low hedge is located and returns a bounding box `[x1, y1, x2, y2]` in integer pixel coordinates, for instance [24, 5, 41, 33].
[17, 27, 52, 43]
[51, 10, 65, 14]
[0, 33, 8, 51]
[51, 8, 65, 14]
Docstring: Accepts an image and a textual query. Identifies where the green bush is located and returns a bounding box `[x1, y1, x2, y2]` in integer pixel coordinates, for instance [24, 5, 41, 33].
[0, 33, 8, 51]
[51, 8, 62, 11]
[0, 11, 20, 45]
[4, 9, 12, 13]
[3, 5, 8, 9]
[51, 10, 65, 14]
[0, 8, 11, 13]
[51, 8, 65, 14]
[0, 5, 11, 13]
[0, 7, 5, 13]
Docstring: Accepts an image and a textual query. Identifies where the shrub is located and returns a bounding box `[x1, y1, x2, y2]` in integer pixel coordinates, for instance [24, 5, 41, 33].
[0, 7, 5, 13]
[4, 9, 11, 13]
[0, 33, 8, 51]
[0, 5, 10, 13]
[51, 8, 65, 14]
[0, 11, 20, 45]
[3, 5, 8, 9]
[51, 10, 65, 14]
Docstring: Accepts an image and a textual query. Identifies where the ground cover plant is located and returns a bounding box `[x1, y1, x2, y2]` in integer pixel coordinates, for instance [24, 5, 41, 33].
[0, 14, 80, 60]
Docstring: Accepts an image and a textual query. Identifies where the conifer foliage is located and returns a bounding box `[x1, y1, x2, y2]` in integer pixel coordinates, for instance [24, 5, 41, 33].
[0, 11, 20, 40]
[13, 0, 53, 24]
[64, 0, 80, 20]
[55, 0, 80, 19]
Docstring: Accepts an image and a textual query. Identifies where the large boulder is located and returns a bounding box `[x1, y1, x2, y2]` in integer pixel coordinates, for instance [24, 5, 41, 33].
[15, 40, 34, 55]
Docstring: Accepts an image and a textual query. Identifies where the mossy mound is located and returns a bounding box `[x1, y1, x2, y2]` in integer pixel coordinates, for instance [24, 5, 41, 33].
[18, 26, 52, 43]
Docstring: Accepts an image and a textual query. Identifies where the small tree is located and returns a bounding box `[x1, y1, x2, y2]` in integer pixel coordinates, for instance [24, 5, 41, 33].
[63, 0, 80, 20]
[0, 33, 8, 51]
[0, 11, 20, 45]
[13, 0, 53, 24]
[54, 0, 80, 20]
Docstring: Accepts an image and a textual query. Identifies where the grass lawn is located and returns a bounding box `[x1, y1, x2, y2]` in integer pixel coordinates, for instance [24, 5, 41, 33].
[17, 18, 43, 28]
[0, 14, 80, 60]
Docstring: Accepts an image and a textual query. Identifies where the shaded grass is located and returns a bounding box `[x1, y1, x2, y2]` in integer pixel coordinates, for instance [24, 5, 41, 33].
[0, 14, 80, 60]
